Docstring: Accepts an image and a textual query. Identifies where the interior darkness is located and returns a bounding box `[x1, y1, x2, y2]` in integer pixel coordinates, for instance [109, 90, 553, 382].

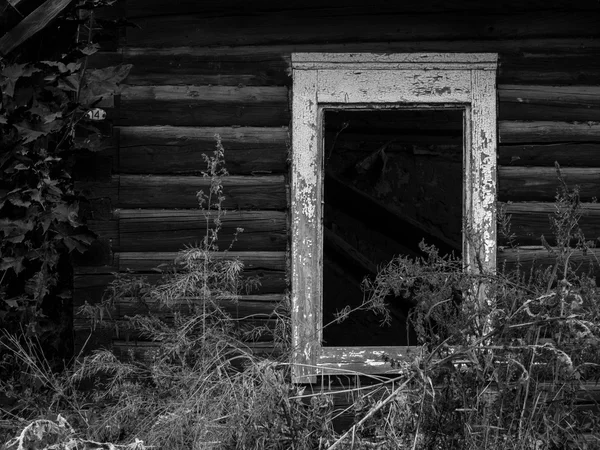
[322, 108, 464, 347]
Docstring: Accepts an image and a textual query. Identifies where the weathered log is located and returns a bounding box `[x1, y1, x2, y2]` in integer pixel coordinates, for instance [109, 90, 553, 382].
[498, 246, 600, 274]
[115, 52, 600, 87]
[499, 85, 600, 121]
[125, 0, 600, 18]
[85, 51, 124, 70]
[122, 174, 285, 209]
[75, 269, 285, 297]
[117, 209, 287, 252]
[499, 167, 600, 201]
[74, 264, 118, 275]
[118, 48, 290, 86]
[72, 238, 115, 268]
[76, 175, 286, 210]
[74, 149, 116, 182]
[118, 126, 288, 174]
[111, 340, 281, 363]
[74, 250, 286, 306]
[74, 318, 278, 344]
[118, 85, 289, 127]
[117, 121, 600, 150]
[121, 38, 600, 58]
[111, 39, 600, 86]
[73, 273, 115, 306]
[499, 143, 600, 167]
[74, 262, 286, 301]
[117, 251, 285, 272]
[113, 294, 282, 318]
[74, 293, 284, 355]
[500, 202, 600, 245]
[500, 54, 600, 86]
[499, 121, 600, 143]
[75, 252, 287, 292]
[85, 219, 118, 241]
[76, 178, 118, 205]
[125, 11, 600, 47]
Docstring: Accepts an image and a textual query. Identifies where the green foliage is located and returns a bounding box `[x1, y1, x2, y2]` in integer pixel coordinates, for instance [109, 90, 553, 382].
[0, 1, 131, 361]
[1, 141, 331, 449]
[337, 168, 600, 449]
[2, 156, 599, 449]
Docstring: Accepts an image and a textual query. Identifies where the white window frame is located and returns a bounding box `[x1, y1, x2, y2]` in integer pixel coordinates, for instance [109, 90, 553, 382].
[291, 53, 498, 383]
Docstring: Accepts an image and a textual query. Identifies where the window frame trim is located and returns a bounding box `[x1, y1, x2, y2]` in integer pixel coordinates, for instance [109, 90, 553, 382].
[291, 53, 498, 383]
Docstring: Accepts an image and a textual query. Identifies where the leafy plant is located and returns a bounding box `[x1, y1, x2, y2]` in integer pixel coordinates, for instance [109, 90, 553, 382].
[328, 168, 600, 449]
[0, 0, 131, 365]
[2, 145, 599, 450]
[63, 140, 331, 449]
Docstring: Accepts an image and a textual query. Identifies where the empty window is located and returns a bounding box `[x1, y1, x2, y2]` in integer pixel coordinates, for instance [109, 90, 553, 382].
[291, 53, 498, 383]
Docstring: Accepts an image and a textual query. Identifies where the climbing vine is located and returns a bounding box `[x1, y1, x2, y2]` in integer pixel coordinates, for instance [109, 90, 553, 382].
[0, 0, 130, 364]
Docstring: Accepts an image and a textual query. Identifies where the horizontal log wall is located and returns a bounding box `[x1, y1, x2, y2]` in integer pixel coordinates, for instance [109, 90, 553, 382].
[75, 1, 600, 365]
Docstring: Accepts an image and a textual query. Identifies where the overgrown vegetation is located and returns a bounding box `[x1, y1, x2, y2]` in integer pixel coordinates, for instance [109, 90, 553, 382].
[1, 7, 599, 446]
[2, 147, 599, 449]
[0, 0, 131, 366]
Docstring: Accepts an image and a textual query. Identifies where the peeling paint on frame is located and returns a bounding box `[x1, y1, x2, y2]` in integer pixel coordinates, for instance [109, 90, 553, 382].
[291, 53, 498, 383]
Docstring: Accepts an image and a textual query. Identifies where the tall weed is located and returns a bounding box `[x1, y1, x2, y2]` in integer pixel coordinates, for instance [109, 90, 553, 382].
[2, 159, 599, 449]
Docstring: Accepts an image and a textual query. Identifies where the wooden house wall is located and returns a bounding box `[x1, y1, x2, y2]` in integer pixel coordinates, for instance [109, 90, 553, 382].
[73, 0, 600, 359]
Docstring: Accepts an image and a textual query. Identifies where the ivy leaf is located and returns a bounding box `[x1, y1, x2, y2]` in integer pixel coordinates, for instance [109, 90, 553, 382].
[28, 102, 52, 117]
[71, 232, 95, 246]
[74, 131, 111, 152]
[40, 61, 61, 68]
[57, 289, 72, 299]
[2, 298, 19, 309]
[43, 86, 70, 105]
[41, 216, 53, 233]
[42, 112, 63, 124]
[24, 270, 51, 300]
[39, 117, 65, 134]
[0, 218, 35, 237]
[66, 62, 81, 73]
[0, 256, 25, 274]
[0, 116, 7, 124]
[79, 64, 132, 105]
[63, 236, 88, 253]
[25, 188, 43, 205]
[57, 74, 80, 92]
[57, 62, 69, 73]
[89, 64, 132, 85]
[51, 203, 80, 227]
[14, 85, 34, 107]
[7, 197, 31, 208]
[13, 124, 46, 144]
[45, 179, 64, 199]
[13, 115, 64, 144]
[6, 234, 26, 243]
[0, 64, 40, 97]
[80, 43, 100, 56]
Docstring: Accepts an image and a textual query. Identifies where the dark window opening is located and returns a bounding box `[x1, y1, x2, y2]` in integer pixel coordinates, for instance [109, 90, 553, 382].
[322, 108, 464, 347]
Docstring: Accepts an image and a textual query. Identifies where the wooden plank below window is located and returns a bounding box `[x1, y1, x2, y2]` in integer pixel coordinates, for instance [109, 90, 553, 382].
[318, 346, 417, 375]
